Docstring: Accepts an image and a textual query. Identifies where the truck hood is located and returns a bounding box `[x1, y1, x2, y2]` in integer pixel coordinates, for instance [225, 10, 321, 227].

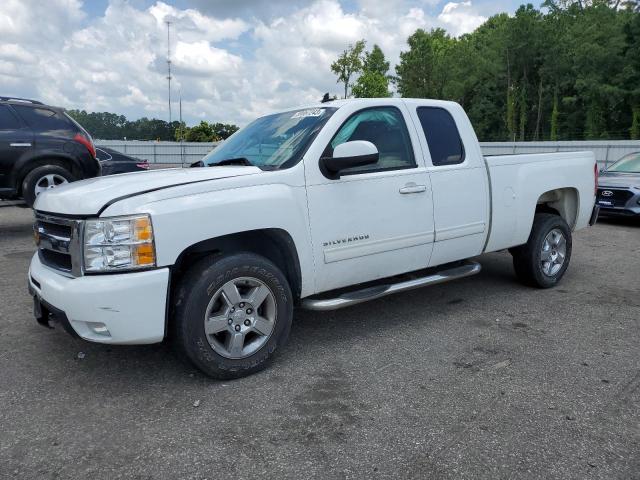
[599, 172, 640, 188]
[34, 166, 262, 216]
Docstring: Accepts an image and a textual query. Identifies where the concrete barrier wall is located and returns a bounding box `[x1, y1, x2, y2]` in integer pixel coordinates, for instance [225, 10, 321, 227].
[96, 140, 640, 168]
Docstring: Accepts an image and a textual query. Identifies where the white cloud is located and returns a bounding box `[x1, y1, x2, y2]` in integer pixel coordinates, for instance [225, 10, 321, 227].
[0, 0, 492, 127]
[148, 2, 249, 42]
[437, 1, 487, 36]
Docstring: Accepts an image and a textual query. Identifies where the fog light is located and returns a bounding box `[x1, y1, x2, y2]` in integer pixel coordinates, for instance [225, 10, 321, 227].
[87, 322, 111, 337]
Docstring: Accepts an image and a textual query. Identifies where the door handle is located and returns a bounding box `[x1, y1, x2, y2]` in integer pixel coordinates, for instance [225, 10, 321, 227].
[10, 143, 31, 147]
[399, 183, 427, 194]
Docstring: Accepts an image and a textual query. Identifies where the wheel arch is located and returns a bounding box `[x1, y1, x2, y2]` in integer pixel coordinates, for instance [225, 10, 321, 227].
[170, 228, 303, 302]
[535, 187, 579, 229]
[12, 154, 79, 194]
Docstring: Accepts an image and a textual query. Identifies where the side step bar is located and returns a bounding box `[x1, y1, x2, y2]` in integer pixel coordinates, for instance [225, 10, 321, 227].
[302, 260, 481, 311]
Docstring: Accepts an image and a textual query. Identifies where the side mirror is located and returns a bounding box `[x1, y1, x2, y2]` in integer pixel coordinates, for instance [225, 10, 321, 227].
[321, 140, 379, 178]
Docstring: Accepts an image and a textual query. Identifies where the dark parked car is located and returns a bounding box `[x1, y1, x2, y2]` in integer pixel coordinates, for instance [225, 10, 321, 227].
[597, 152, 640, 217]
[96, 147, 149, 175]
[0, 97, 101, 207]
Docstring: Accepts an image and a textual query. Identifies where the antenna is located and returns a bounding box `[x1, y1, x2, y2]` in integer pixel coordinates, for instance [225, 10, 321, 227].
[166, 20, 172, 124]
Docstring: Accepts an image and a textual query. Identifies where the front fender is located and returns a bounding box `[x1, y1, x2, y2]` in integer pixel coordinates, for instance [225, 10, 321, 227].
[102, 179, 316, 297]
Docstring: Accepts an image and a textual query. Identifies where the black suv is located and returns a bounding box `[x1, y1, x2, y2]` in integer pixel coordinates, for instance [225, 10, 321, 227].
[0, 97, 100, 207]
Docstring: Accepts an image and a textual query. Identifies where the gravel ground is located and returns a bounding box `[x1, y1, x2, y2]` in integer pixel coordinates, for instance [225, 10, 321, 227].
[0, 202, 638, 480]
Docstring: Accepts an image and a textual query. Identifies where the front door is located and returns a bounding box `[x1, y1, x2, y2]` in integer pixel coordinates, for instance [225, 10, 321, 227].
[305, 104, 435, 293]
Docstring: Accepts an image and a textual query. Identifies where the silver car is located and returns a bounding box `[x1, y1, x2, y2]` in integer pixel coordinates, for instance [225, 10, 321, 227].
[597, 152, 640, 217]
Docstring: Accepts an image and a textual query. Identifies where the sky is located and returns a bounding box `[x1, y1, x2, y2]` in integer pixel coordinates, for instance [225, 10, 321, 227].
[0, 0, 523, 126]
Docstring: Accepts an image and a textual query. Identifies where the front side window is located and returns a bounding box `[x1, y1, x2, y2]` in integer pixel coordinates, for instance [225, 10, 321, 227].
[203, 107, 336, 169]
[417, 107, 465, 166]
[328, 106, 415, 175]
[0, 105, 21, 130]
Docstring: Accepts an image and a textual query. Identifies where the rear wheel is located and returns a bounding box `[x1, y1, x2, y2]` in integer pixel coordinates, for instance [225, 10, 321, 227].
[22, 165, 74, 208]
[173, 252, 293, 379]
[511, 213, 572, 288]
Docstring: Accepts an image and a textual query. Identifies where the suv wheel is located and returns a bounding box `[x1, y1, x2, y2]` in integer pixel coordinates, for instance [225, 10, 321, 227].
[22, 165, 75, 208]
[173, 252, 293, 379]
[511, 213, 572, 288]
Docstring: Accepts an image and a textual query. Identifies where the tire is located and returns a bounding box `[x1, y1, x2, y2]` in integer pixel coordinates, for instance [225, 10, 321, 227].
[173, 252, 293, 379]
[511, 213, 572, 288]
[22, 165, 75, 208]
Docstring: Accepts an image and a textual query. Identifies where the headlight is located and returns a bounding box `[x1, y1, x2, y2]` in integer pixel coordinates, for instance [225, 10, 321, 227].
[84, 214, 156, 272]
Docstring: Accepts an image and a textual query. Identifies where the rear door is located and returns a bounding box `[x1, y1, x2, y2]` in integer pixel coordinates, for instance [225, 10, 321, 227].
[305, 103, 435, 293]
[0, 105, 33, 191]
[407, 102, 489, 267]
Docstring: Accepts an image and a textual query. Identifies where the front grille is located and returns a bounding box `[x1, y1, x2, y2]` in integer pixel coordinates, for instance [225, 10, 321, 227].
[597, 188, 633, 207]
[40, 249, 73, 271]
[34, 213, 83, 276]
[38, 221, 72, 239]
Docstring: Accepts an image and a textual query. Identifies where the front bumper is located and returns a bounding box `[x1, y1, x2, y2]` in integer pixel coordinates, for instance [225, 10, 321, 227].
[597, 206, 640, 217]
[596, 187, 640, 217]
[28, 253, 169, 344]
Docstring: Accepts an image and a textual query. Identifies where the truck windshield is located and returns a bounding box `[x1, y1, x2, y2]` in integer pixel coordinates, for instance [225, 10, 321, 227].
[203, 107, 336, 169]
[607, 152, 640, 173]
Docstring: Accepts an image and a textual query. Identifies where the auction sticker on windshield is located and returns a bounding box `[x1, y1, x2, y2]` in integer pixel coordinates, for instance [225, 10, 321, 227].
[291, 108, 325, 119]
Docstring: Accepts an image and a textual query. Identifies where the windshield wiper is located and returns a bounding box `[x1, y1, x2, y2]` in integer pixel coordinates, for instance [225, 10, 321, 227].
[211, 157, 254, 167]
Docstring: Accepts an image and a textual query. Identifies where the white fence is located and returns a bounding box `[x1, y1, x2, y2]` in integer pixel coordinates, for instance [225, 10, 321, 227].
[481, 141, 640, 169]
[96, 140, 640, 168]
[95, 140, 219, 165]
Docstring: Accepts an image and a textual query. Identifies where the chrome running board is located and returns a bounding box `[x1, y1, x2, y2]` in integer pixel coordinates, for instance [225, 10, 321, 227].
[301, 260, 481, 311]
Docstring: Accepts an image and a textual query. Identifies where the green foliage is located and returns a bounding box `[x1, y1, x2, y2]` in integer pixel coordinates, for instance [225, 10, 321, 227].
[394, 29, 455, 99]
[330, 40, 366, 98]
[631, 107, 640, 139]
[550, 93, 560, 140]
[389, 3, 640, 140]
[66, 110, 238, 142]
[178, 121, 239, 142]
[363, 44, 390, 77]
[352, 44, 392, 98]
[352, 71, 391, 98]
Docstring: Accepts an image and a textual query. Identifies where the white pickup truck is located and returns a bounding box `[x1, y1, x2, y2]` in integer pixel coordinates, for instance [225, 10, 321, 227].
[29, 98, 599, 378]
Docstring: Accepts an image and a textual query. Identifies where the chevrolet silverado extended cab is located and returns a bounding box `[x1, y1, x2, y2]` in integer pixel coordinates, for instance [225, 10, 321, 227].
[29, 99, 599, 379]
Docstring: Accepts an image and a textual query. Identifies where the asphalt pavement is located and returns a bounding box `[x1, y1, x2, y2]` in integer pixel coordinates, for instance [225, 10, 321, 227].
[0, 201, 638, 479]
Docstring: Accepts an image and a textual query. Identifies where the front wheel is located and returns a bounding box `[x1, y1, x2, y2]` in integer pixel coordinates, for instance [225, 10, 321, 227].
[173, 253, 293, 379]
[511, 213, 572, 288]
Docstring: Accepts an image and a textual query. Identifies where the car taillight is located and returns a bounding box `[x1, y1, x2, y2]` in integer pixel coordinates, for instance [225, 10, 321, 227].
[74, 133, 96, 159]
[594, 163, 599, 196]
[136, 162, 150, 170]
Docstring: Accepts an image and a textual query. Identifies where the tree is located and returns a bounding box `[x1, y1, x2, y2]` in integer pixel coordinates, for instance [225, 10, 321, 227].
[331, 40, 366, 98]
[211, 122, 239, 140]
[394, 29, 456, 99]
[622, 12, 640, 138]
[362, 44, 390, 77]
[352, 71, 391, 98]
[390, 3, 638, 140]
[352, 44, 391, 98]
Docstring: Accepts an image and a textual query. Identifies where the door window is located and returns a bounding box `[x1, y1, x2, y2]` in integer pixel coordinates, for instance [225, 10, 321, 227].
[328, 107, 415, 175]
[12, 106, 64, 130]
[0, 105, 21, 130]
[416, 107, 465, 166]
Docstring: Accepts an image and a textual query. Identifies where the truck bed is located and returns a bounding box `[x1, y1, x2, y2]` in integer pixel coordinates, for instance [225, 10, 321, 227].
[483, 151, 596, 253]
